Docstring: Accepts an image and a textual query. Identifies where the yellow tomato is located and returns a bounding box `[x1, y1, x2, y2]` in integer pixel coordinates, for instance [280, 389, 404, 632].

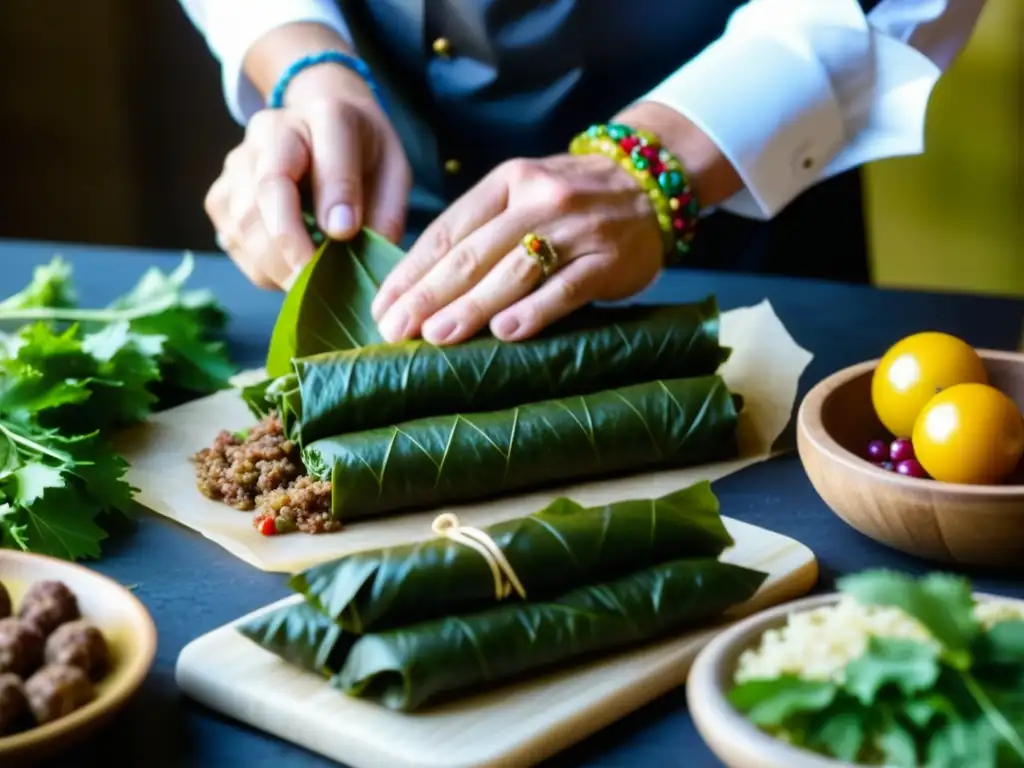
[912, 383, 1024, 484]
[871, 332, 988, 438]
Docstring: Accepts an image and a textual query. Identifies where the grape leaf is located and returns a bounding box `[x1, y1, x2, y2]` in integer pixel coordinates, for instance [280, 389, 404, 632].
[844, 637, 942, 705]
[265, 229, 405, 377]
[728, 676, 838, 727]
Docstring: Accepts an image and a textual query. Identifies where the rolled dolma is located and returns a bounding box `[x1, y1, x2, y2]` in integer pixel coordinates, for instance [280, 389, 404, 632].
[249, 298, 728, 443]
[303, 375, 740, 520]
[291, 481, 734, 633]
[237, 601, 352, 676]
[335, 558, 767, 712]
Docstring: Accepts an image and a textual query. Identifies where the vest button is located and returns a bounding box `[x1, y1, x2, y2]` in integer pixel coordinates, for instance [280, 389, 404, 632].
[432, 37, 453, 58]
[444, 158, 461, 175]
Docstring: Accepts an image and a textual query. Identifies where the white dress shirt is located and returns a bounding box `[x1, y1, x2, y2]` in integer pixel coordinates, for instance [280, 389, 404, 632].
[179, 0, 987, 220]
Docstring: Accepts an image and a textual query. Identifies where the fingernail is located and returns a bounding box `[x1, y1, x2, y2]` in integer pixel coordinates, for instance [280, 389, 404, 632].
[379, 310, 410, 342]
[494, 316, 521, 339]
[424, 318, 457, 344]
[327, 205, 355, 237]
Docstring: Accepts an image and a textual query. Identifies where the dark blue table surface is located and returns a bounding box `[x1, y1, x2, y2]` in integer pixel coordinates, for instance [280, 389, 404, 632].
[3, 239, 1023, 768]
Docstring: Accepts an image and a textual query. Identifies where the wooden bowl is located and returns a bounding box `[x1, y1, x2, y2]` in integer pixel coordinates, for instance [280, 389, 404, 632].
[687, 591, 1024, 768]
[0, 550, 157, 764]
[796, 349, 1024, 568]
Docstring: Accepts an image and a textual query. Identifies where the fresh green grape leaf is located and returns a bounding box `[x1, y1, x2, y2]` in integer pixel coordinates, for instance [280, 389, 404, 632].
[728, 676, 838, 727]
[266, 229, 405, 377]
[838, 570, 979, 662]
[844, 637, 942, 705]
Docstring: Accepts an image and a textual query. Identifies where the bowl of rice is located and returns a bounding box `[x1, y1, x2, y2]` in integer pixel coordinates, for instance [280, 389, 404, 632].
[687, 572, 1024, 768]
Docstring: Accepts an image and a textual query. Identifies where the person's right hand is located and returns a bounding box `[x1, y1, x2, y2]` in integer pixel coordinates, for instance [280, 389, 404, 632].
[206, 65, 411, 290]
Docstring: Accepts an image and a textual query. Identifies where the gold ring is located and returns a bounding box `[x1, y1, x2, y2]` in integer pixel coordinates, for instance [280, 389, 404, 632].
[521, 233, 558, 278]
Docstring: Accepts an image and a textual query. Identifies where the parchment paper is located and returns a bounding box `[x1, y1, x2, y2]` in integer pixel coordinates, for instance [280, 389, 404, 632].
[116, 300, 812, 573]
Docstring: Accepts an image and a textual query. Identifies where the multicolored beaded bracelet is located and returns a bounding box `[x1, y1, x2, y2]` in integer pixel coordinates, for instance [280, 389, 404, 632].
[569, 123, 699, 261]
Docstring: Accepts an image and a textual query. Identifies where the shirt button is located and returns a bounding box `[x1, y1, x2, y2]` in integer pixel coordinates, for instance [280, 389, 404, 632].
[444, 158, 461, 175]
[432, 37, 453, 58]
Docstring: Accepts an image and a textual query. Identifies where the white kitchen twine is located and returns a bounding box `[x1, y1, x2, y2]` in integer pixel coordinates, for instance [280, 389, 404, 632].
[431, 513, 527, 601]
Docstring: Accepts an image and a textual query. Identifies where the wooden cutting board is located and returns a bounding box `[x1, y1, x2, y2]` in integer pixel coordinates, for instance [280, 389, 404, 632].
[176, 518, 818, 768]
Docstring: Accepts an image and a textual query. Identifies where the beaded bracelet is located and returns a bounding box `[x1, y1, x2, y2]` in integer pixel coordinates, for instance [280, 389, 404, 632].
[267, 50, 386, 113]
[569, 123, 699, 261]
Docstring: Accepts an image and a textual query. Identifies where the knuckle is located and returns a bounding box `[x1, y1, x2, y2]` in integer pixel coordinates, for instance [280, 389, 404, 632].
[223, 146, 249, 173]
[556, 273, 584, 305]
[430, 223, 454, 257]
[458, 295, 486, 325]
[406, 288, 437, 317]
[244, 109, 279, 138]
[510, 251, 541, 283]
[447, 244, 482, 281]
[500, 158, 535, 184]
[535, 176, 577, 211]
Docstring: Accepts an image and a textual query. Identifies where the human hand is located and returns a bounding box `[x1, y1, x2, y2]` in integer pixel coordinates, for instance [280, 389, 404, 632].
[205, 66, 411, 289]
[370, 153, 664, 345]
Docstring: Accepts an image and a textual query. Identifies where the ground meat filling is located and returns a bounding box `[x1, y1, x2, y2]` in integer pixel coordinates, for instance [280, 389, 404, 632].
[192, 414, 335, 534]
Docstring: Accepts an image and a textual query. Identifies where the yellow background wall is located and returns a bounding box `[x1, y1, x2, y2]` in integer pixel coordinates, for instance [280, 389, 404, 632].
[866, 0, 1023, 296]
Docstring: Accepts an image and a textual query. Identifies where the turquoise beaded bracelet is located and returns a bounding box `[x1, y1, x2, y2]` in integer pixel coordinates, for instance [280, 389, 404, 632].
[267, 50, 386, 112]
[569, 123, 699, 262]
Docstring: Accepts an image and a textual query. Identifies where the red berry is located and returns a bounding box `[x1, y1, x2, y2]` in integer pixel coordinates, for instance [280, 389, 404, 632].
[866, 440, 888, 462]
[896, 459, 928, 479]
[890, 437, 915, 463]
[258, 517, 277, 536]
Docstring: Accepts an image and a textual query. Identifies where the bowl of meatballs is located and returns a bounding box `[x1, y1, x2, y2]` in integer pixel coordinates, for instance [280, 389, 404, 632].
[0, 550, 156, 762]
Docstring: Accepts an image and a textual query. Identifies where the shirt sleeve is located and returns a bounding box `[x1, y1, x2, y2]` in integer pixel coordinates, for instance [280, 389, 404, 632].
[178, 0, 353, 125]
[640, 0, 989, 220]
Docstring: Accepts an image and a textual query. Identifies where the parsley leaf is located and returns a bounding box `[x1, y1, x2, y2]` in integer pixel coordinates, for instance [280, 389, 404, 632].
[0, 255, 234, 560]
[844, 637, 942, 706]
[728, 676, 838, 727]
[838, 570, 979, 667]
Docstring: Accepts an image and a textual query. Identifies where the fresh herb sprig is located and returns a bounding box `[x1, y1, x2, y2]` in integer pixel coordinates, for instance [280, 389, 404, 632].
[0, 255, 236, 559]
[729, 570, 1024, 767]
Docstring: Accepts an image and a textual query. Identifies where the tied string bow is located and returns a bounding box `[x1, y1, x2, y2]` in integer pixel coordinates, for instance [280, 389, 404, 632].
[431, 513, 527, 601]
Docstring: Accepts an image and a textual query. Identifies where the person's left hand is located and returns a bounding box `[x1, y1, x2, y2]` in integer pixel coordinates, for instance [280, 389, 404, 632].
[370, 152, 665, 345]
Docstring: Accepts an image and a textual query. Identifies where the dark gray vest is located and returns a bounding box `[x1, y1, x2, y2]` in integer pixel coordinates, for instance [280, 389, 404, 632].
[339, 0, 874, 283]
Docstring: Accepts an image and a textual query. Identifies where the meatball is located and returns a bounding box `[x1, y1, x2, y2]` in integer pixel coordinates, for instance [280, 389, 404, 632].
[18, 580, 80, 637]
[0, 581, 10, 620]
[24, 664, 94, 725]
[0, 673, 28, 735]
[0, 618, 43, 677]
[45, 620, 110, 681]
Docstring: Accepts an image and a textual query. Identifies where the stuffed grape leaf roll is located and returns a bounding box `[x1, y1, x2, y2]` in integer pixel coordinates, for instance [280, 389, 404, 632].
[290, 481, 735, 633]
[334, 558, 766, 711]
[250, 298, 728, 443]
[302, 375, 740, 520]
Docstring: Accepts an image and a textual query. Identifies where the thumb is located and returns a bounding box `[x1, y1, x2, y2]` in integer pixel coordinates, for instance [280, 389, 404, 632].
[365, 139, 411, 244]
[308, 104, 365, 241]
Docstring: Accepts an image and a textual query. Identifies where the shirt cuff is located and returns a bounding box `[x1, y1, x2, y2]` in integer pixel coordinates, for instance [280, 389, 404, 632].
[642, 33, 846, 220]
[203, 1, 353, 124]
